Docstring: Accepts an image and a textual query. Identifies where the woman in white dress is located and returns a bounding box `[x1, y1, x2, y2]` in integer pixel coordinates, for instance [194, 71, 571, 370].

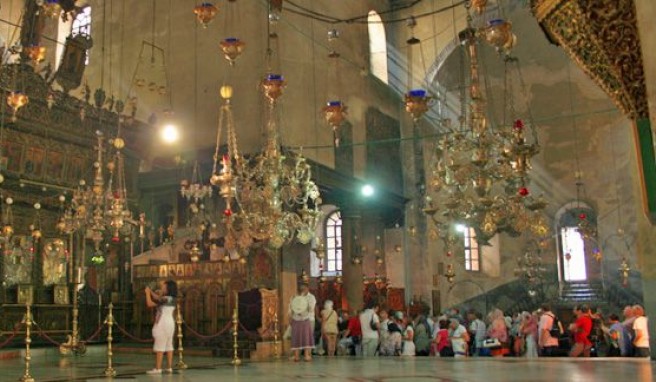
[145, 280, 178, 374]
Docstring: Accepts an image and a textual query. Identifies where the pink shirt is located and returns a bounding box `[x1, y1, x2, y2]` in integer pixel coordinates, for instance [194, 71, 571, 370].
[538, 313, 559, 347]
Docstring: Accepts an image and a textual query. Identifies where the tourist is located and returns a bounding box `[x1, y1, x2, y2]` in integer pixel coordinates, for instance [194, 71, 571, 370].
[467, 310, 486, 356]
[401, 313, 416, 356]
[606, 314, 629, 357]
[520, 311, 538, 358]
[622, 305, 636, 356]
[289, 283, 317, 362]
[632, 305, 650, 358]
[321, 300, 339, 357]
[449, 318, 469, 358]
[339, 310, 362, 356]
[144, 280, 178, 375]
[538, 304, 560, 356]
[487, 309, 509, 357]
[569, 305, 593, 357]
[433, 318, 451, 357]
[378, 310, 397, 356]
[359, 303, 380, 357]
[413, 314, 432, 356]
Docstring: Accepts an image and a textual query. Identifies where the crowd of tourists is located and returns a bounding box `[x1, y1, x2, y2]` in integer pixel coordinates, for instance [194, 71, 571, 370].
[286, 283, 651, 361]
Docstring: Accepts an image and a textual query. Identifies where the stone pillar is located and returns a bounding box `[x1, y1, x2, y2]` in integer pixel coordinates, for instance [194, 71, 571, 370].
[341, 208, 363, 313]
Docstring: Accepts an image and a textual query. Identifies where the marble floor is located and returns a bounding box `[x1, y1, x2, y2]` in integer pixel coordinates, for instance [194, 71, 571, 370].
[0, 354, 653, 382]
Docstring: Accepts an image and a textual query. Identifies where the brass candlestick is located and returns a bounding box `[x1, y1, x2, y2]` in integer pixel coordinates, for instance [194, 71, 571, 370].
[19, 304, 35, 382]
[104, 303, 116, 377]
[230, 293, 241, 366]
[273, 312, 280, 359]
[175, 303, 188, 369]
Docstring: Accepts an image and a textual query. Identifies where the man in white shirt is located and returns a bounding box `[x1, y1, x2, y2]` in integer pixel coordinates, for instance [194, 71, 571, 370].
[449, 318, 469, 358]
[359, 303, 380, 357]
[632, 305, 650, 358]
[467, 310, 486, 356]
[538, 304, 560, 357]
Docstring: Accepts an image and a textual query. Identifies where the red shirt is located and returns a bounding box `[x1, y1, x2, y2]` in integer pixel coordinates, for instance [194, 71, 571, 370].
[574, 315, 592, 345]
[347, 316, 362, 337]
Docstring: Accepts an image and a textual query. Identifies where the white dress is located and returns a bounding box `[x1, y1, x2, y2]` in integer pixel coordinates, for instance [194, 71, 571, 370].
[152, 296, 176, 352]
[401, 326, 416, 356]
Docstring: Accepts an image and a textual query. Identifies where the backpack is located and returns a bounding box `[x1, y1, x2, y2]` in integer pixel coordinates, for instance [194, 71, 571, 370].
[547, 313, 562, 337]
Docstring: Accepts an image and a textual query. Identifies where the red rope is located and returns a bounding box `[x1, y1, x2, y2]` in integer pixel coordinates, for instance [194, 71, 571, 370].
[238, 322, 274, 338]
[83, 324, 105, 343]
[183, 321, 233, 340]
[0, 322, 24, 349]
[33, 325, 66, 348]
[113, 322, 154, 343]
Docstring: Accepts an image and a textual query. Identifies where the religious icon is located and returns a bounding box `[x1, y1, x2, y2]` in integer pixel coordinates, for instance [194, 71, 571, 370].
[0, 140, 24, 172]
[46, 150, 65, 180]
[66, 155, 85, 183]
[23, 146, 46, 177]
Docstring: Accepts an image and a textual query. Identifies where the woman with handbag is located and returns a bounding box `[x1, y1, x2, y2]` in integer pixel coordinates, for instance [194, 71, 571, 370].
[321, 300, 339, 356]
[487, 309, 510, 357]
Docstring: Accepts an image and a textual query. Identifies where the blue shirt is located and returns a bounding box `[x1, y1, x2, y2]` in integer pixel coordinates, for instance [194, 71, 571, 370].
[610, 322, 631, 356]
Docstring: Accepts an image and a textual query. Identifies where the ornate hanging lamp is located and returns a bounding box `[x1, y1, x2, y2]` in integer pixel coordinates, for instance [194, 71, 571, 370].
[403, 17, 433, 123]
[423, 11, 545, 252]
[219, 1, 246, 65]
[193, 2, 218, 28]
[41, 0, 63, 19]
[235, 71, 322, 249]
[321, 29, 347, 147]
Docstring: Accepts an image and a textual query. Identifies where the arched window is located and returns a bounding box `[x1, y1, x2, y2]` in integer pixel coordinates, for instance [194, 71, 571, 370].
[325, 211, 343, 274]
[56, 6, 92, 67]
[72, 7, 92, 36]
[456, 224, 480, 272]
[555, 203, 597, 282]
[367, 11, 388, 84]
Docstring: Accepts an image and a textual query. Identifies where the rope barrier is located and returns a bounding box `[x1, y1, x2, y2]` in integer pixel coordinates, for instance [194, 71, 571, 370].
[32, 321, 67, 348]
[238, 322, 274, 339]
[182, 321, 233, 340]
[83, 324, 106, 343]
[113, 321, 154, 343]
[0, 322, 24, 349]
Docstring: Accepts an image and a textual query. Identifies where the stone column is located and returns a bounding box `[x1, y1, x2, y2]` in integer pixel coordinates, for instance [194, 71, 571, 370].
[341, 208, 363, 313]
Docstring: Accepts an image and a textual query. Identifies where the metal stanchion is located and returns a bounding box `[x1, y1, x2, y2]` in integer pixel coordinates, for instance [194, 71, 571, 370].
[175, 303, 187, 370]
[273, 312, 280, 359]
[230, 292, 241, 366]
[19, 304, 35, 382]
[104, 303, 116, 377]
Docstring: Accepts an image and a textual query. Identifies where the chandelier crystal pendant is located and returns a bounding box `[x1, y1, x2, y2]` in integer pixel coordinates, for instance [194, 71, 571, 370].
[234, 73, 322, 249]
[423, 25, 546, 248]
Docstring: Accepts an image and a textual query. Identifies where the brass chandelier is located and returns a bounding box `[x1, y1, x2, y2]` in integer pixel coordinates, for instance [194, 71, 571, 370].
[423, 22, 547, 248]
[204, 79, 322, 254]
[230, 74, 322, 250]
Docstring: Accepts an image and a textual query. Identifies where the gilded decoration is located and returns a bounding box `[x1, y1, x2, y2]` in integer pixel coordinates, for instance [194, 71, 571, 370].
[259, 288, 278, 340]
[531, 0, 648, 119]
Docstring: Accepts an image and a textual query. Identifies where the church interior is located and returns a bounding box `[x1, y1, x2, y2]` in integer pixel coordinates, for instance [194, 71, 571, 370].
[0, 0, 655, 380]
